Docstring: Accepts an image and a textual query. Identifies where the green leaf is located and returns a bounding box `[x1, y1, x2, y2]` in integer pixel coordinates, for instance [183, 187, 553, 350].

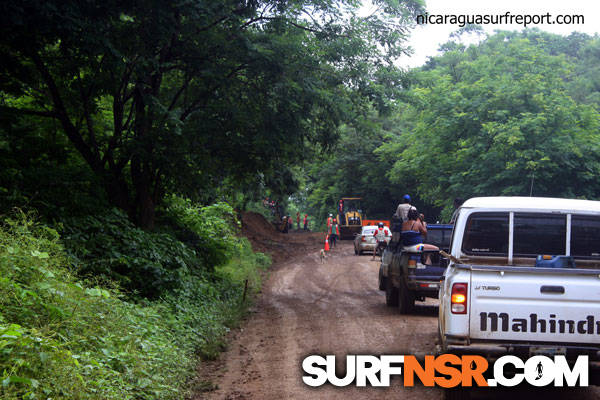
[30, 250, 49, 258]
[2, 376, 34, 387]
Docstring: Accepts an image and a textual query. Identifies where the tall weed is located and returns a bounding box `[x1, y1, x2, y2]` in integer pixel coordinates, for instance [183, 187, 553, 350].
[0, 209, 270, 399]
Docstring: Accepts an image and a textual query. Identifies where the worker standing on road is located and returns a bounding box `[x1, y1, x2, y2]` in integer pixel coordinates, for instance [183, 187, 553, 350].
[395, 194, 412, 222]
[288, 215, 293, 231]
[282, 215, 289, 233]
[329, 218, 339, 248]
[372, 222, 390, 261]
[296, 212, 300, 230]
[303, 214, 309, 230]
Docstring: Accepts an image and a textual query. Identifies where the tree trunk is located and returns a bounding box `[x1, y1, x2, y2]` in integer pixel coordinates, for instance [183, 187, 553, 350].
[131, 153, 156, 229]
[103, 173, 131, 215]
[137, 191, 155, 230]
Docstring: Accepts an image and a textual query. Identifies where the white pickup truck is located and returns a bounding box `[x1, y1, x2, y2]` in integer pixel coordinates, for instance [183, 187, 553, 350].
[439, 197, 600, 365]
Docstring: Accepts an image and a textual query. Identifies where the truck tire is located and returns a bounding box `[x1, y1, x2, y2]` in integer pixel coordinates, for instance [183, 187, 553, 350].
[437, 321, 447, 354]
[397, 280, 415, 314]
[385, 276, 399, 307]
[444, 388, 471, 400]
[378, 269, 385, 291]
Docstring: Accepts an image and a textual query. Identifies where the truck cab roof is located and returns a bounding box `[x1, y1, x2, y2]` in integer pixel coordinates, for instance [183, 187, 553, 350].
[461, 196, 600, 213]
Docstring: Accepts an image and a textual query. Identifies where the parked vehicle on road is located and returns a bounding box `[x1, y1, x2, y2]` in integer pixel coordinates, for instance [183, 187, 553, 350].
[354, 225, 390, 255]
[379, 224, 454, 313]
[424, 223, 453, 253]
[438, 197, 600, 369]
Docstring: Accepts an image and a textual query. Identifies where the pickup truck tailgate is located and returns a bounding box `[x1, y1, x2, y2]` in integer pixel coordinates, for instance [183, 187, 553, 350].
[469, 268, 600, 344]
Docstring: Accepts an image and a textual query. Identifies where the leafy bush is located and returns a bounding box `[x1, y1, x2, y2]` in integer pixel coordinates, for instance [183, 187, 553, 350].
[59, 208, 200, 298]
[161, 197, 271, 358]
[217, 237, 271, 296]
[0, 212, 270, 399]
[0, 214, 191, 399]
[163, 196, 240, 268]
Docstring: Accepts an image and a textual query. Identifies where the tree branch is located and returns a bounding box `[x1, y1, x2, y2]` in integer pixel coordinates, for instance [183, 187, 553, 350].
[29, 51, 103, 173]
[0, 106, 58, 118]
[168, 76, 191, 112]
[180, 64, 246, 121]
[78, 72, 99, 154]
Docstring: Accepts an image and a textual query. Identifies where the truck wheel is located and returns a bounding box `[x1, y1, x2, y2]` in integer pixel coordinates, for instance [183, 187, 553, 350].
[436, 321, 447, 355]
[397, 281, 415, 314]
[378, 269, 385, 291]
[385, 276, 399, 307]
[444, 388, 471, 400]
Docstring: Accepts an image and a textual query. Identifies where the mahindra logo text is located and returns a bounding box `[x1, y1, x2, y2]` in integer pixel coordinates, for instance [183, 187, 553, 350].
[480, 312, 600, 334]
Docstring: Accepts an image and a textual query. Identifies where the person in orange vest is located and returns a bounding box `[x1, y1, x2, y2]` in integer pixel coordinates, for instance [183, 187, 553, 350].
[296, 212, 300, 230]
[303, 214, 308, 231]
[326, 214, 333, 230]
[328, 218, 340, 248]
[371, 222, 391, 261]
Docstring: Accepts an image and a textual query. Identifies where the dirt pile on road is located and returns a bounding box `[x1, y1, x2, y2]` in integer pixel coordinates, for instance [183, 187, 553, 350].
[241, 211, 279, 237]
[240, 211, 323, 264]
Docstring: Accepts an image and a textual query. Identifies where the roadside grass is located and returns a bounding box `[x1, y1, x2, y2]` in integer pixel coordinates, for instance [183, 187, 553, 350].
[0, 208, 270, 399]
[217, 238, 271, 298]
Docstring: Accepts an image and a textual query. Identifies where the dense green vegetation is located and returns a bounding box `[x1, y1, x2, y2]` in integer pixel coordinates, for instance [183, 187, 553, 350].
[0, 206, 269, 399]
[306, 29, 600, 223]
[2, 0, 600, 397]
[0, 0, 423, 227]
[0, 0, 423, 398]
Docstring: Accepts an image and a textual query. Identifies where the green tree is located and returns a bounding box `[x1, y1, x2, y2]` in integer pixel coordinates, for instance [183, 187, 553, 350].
[380, 31, 600, 220]
[0, 0, 424, 227]
[306, 107, 415, 226]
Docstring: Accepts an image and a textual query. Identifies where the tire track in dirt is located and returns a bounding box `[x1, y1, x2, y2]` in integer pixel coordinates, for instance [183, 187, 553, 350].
[196, 242, 441, 399]
[195, 241, 600, 400]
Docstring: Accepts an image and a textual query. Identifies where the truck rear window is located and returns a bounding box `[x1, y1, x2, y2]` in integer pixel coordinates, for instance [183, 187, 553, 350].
[462, 213, 508, 256]
[513, 213, 566, 257]
[425, 229, 452, 249]
[571, 216, 600, 258]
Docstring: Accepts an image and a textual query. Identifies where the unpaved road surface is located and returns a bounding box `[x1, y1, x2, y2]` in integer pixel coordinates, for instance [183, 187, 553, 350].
[196, 241, 600, 400]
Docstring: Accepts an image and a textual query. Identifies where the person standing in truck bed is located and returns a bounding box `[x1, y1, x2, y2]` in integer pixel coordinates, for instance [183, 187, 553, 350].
[395, 194, 412, 222]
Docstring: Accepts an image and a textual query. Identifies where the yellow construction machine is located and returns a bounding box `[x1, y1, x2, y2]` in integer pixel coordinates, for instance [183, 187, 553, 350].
[338, 197, 363, 239]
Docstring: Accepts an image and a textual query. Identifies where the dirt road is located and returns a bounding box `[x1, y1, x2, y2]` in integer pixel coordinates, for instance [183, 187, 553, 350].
[197, 241, 599, 400]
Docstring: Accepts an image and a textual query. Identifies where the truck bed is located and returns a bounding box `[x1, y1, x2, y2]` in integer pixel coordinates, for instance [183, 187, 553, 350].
[455, 263, 600, 345]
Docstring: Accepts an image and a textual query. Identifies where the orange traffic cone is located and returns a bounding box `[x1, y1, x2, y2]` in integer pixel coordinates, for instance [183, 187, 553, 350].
[324, 235, 330, 252]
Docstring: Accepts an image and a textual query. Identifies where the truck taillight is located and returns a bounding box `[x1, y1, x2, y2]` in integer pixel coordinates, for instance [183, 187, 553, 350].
[451, 283, 468, 314]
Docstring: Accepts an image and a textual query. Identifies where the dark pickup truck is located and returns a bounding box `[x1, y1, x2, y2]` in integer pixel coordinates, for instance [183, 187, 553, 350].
[378, 224, 453, 313]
